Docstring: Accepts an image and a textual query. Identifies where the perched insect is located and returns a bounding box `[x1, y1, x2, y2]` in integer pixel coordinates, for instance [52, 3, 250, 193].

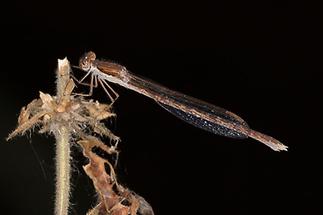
[73, 51, 287, 151]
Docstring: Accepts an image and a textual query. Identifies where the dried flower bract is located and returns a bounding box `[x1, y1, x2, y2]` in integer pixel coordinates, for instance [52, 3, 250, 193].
[7, 58, 153, 215]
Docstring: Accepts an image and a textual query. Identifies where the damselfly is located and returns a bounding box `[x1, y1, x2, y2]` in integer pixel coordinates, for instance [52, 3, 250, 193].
[73, 51, 287, 151]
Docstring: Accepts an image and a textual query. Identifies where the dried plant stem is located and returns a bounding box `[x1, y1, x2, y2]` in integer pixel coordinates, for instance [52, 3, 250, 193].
[7, 57, 155, 215]
[54, 59, 72, 215]
[55, 126, 71, 215]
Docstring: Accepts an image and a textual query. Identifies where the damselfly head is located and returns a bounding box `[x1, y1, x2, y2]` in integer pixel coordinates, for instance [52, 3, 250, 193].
[79, 51, 96, 71]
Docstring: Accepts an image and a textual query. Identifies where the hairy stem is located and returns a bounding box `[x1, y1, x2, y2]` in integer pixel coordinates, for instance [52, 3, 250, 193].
[55, 59, 72, 215]
[54, 126, 71, 215]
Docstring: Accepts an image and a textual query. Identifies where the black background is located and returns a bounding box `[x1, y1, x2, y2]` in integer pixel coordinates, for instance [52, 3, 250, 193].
[1, 1, 321, 214]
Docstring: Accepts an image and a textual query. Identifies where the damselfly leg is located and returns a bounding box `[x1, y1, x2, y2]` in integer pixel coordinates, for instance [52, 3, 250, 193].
[72, 67, 119, 105]
[71, 73, 98, 97]
[98, 78, 119, 105]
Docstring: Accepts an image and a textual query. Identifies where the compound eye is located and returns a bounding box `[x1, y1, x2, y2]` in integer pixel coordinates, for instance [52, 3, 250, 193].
[87, 51, 96, 61]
